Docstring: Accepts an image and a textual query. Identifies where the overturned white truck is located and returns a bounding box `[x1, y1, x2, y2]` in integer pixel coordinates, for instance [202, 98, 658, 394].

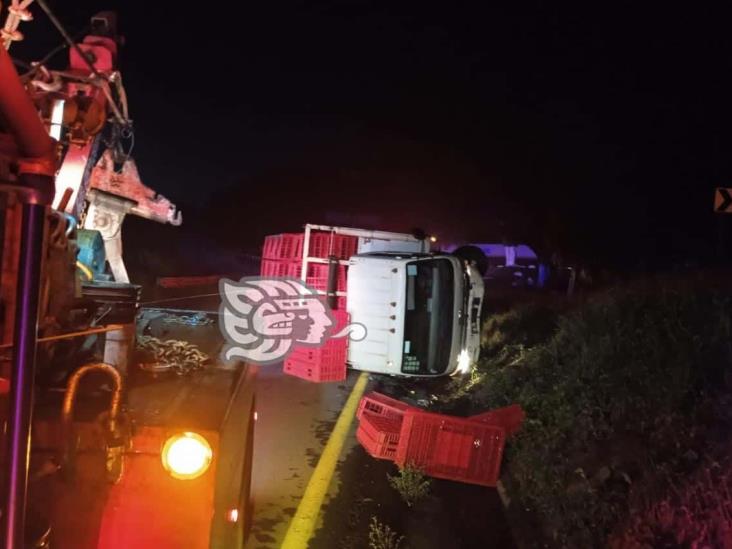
[277, 224, 485, 377]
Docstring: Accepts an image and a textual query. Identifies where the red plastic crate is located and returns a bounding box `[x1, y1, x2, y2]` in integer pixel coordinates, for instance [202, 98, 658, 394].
[285, 311, 349, 382]
[357, 392, 414, 421]
[308, 233, 358, 260]
[339, 235, 358, 259]
[357, 413, 402, 460]
[260, 259, 303, 278]
[283, 355, 347, 383]
[470, 404, 525, 437]
[357, 428, 398, 461]
[331, 309, 349, 329]
[308, 233, 333, 258]
[395, 410, 506, 487]
[306, 263, 347, 292]
[306, 276, 346, 293]
[319, 295, 347, 311]
[312, 295, 347, 311]
[262, 233, 304, 260]
[289, 310, 348, 362]
[290, 338, 347, 366]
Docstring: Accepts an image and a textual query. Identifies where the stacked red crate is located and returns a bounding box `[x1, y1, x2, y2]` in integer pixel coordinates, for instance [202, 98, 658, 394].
[283, 355, 347, 383]
[305, 263, 347, 292]
[262, 233, 304, 260]
[260, 259, 302, 278]
[330, 296, 347, 310]
[284, 310, 350, 383]
[308, 232, 358, 260]
[260, 231, 355, 382]
[260, 232, 356, 295]
[261, 233, 305, 279]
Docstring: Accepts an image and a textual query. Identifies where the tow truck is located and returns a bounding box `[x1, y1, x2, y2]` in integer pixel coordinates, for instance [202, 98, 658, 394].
[0, 8, 255, 548]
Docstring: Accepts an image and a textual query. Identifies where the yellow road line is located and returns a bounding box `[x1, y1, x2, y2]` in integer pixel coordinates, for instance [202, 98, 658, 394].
[281, 372, 369, 549]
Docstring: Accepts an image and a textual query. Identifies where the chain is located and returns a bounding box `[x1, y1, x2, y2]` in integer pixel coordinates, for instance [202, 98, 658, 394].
[161, 312, 213, 327]
[136, 335, 209, 376]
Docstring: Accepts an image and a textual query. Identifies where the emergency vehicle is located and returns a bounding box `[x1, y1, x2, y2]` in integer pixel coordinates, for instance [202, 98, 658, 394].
[0, 9, 255, 547]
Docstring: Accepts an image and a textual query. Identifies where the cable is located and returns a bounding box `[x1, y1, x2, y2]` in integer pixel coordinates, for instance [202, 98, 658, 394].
[34, 0, 97, 76]
[24, 25, 90, 81]
[19, 26, 89, 82]
[11, 56, 30, 70]
[142, 293, 222, 306]
[0, 325, 121, 350]
[34, 0, 127, 126]
[23, 25, 90, 78]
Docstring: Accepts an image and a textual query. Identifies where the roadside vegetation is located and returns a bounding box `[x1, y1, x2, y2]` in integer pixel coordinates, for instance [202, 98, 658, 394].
[388, 463, 432, 507]
[368, 517, 405, 549]
[442, 275, 732, 547]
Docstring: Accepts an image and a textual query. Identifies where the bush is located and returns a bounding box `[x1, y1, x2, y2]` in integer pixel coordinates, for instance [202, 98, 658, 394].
[388, 463, 431, 507]
[610, 445, 732, 548]
[368, 516, 405, 549]
[454, 276, 732, 547]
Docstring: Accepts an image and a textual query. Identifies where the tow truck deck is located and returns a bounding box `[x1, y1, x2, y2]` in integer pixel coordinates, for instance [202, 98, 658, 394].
[6, 308, 257, 548]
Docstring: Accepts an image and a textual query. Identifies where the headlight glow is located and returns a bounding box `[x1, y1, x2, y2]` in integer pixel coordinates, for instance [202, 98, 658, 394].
[457, 349, 472, 375]
[226, 508, 239, 523]
[161, 432, 213, 480]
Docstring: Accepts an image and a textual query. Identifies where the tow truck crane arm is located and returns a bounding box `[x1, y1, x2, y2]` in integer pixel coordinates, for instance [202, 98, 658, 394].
[0, 9, 257, 547]
[0, 7, 183, 546]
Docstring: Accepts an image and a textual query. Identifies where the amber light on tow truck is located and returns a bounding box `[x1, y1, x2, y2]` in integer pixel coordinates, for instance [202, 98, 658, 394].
[161, 432, 213, 479]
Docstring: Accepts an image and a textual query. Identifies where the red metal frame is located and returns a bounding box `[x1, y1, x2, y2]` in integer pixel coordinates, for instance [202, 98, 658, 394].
[96, 427, 218, 549]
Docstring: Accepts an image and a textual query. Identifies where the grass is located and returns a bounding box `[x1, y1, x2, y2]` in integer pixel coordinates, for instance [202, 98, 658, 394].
[368, 517, 405, 549]
[445, 275, 732, 547]
[388, 463, 432, 507]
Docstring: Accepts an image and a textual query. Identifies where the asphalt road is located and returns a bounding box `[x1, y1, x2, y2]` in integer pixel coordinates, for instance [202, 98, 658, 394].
[245, 366, 360, 549]
[147, 293, 512, 549]
[142, 290, 363, 549]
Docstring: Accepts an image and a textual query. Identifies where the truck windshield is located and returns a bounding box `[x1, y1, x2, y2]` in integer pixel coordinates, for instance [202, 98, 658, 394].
[402, 258, 455, 374]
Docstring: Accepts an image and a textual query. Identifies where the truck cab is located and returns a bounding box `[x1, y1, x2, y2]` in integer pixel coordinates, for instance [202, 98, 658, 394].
[346, 252, 483, 377]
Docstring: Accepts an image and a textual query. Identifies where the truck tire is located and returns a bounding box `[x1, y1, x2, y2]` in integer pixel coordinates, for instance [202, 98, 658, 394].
[451, 245, 488, 276]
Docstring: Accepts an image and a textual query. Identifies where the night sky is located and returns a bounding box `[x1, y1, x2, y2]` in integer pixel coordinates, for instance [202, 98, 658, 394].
[13, 2, 732, 274]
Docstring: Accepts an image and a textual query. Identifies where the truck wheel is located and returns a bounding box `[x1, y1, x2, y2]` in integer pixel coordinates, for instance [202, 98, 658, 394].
[452, 245, 488, 277]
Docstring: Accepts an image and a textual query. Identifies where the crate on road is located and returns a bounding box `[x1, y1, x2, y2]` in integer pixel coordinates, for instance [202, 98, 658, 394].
[357, 412, 402, 460]
[469, 404, 525, 437]
[356, 391, 414, 421]
[395, 409, 506, 487]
